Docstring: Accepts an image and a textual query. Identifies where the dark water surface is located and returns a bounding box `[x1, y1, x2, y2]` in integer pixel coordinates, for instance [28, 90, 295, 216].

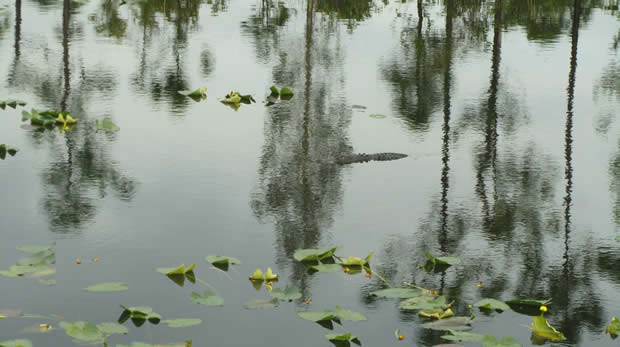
[0, 0, 619, 345]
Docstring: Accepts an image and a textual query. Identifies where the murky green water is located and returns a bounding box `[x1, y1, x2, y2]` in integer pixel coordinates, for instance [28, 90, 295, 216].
[0, 0, 619, 346]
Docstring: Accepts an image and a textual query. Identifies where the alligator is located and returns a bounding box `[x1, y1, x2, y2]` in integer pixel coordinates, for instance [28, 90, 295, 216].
[335, 152, 408, 165]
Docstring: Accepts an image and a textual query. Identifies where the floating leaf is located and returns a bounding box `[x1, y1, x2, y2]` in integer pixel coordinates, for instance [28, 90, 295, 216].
[84, 282, 129, 292]
[605, 317, 620, 337]
[419, 308, 454, 320]
[616, 236, 620, 242]
[422, 317, 473, 331]
[117, 343, 192, 347]
[310, 264, 342, 273]
[269, 86, 280, 96]
[0, 309, 23, 318]
[369, 114, 386, 119]
[530, 316, 565, 341]
[371, 288, 424, 298]
[118, 306, 161, 325]
[161, 319, 202, 328]
[244, 298, 279, 309]
[205, 255, 241, 266]
[0, 99, 27, 109]
[96, 119, 120, 132]
[0, 339, 32, 347]
[0, 145, 18, 160]
[504, 299, 551, 307]
[297, 310, 339, 323]
[475, 299, 510, 312]
[341, 251, 373, 266]
[62, 321, 104, 342]
[265, 267, 278, 281]
[0, 269, 25, 278]
[400, 295, 449, 311]
[425, 251, 461, 266]
[156, 264, 195, 276]
[481, 334, 521, 347]
[16, 245, 54, 254]
[325, 333, 361, 346]
[270, 285, 302, 301]
[441, 330, 485, 342]
[38, 279, 56, 286]
[97, 322, 128, 335]
[294, 247, 337, 263]
[334, 306, 367, 321]
[250, 269, 265, 281]
[178, 88, 206, 97]
[190, 292, 224, 306]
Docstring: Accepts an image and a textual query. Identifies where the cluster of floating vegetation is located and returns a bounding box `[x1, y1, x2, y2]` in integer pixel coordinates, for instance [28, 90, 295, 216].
[2, 243, 619, 347]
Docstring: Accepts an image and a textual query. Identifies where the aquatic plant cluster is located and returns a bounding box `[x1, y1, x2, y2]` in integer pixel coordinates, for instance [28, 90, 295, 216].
[1, 243, 619, 347]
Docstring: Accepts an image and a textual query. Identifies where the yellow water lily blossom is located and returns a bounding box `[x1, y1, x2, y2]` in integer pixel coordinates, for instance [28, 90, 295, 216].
[540, 305, 548, 313]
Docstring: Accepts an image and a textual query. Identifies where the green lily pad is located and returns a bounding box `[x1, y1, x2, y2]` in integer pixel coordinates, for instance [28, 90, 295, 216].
[0, 145, 18, 160]
[269, 86, 280, 96]
[369, 114, 386, 119]
[426, 251, 461, 266]
[0, 309, 23, 318]
[297, 310, 339, 323]
[531, 316, 565, 341]
[325, 333, 361, 346]
[422, 317, 473, 331]
[441, 330, 485, 342]
[0, 99, 27, 109]
[270, 285, 302, 301]
[475, 299, 510, 312]
[341, 251, 373, 266]
[504, 299, 551, 307]
[309, 264, 342, 273]
[96, 119, 120, 132]
[118, 306, 161, 325]
[190, 292, 224, 306]
[62, 321, 104, 342]
[156, 264, 195, 276]
[97, 322, 129, 335]
[205, 255, 241, 266]
[334, 306, 367, 321]
[84, 282, 129, 292]
[161, 319, 203, 328]
[616, 236, 620, 242]
[294, 247, 337, 263]
[0, 269, 24, 278]
[16, 245, 54, 254]
[0, 339, 32, 347]
[244, 298, 280, 309]
[371, 288, 424, 298]
[400, 295, 449, 311]
[481, 335, 521, 347]
[178, 87, 206, 97]
[605, 317, 620, 337]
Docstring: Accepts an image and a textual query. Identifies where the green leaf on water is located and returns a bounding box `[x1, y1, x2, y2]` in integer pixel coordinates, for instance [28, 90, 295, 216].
[0, 269, 25, 278]
[425, 251, 461, 266]
[84, 282, 129, 292]
[0, 339, 33, 347]
[341, 251, 373, 266]
[270, 284, 302, 301]
[205, 255, 241, 266]
[475, 298, 510, 312]
[265, 267, 278, 281]
[243, 298, 280, 309]
[605, 317, 620, 337]
[96, 119, 120, 132]
[531, 315, 565, 341]
[0, 99, 27, 109]
[161, 319, 203, 328]
[63, 321, 104, 342]
[294, 247, 337, 263]
[441, 330, 485, 342]
[421, 317, 473, 331]
[97, 322, 129, 335]
[118, 306, 161, 325]
[269, 86, 280, 96]
[178, 87, 206, 97]
[369, 114, 386, 119]
[297, 310, 339, 323]
[399, 295, 449, 312]
[0, 144, 18, 160]
[616, 236, 620, 242]
[504, 299, 551, 307]
[117, 341, 193, 347]
[156, 264, 195, 275]
[334, 306, 367, 321]
[309, 264, 342, 273]
[370, 287, 424, 298]
[481, 334, 521, 347]
[325, 333, 361, 346]
[16, 245, 54, 254]
[190, 292, 224, 306]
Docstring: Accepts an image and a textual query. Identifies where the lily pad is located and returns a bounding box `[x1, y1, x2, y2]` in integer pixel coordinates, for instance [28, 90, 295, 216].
[205, 255, 241, 266]
[475, 299, 510, 312]
[61, 321, 104, 342]
[422, 317, 473, 331]
[369, 114, 386, 119]
[616, 236, 620, 242]
[605, 317, 620, 337]
[190, 291, 224, 306]
[371, 288, 424, 298]
[294, 247, 337, 263]
[334, 306, 367, 321]
[400, 295, 449, 311]
[325, 333, 361, 346]
[297, 310, 339, 323]
[270, 285, 302, 301]
[0, 145, 18, 160]
[0, 99, 27, 109]
[419, 308, 454, 320]
[161, 319, 202, 328]
[341, 251, 373, 266]
[84, 282, 129, 292]
[178, 88, 207, 101]
[0, 339, 32, 347]
[310, 264, 342, 273]
[96, 119, 120, 132]
[156, 264, 195, 276]
[504, 299, 551, 307]
[97, 322, 129, 335]
[426, 251, 461, 266]
[481, 335, 521, 347]
[441, 330, 485, 342]
[16, 245, 54, 254]
[118, 306, 161, 325]
[530, 316, 565, 341]
[0, 309, 23, 318]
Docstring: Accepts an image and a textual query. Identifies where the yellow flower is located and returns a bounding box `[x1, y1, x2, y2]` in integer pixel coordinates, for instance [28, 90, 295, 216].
[540, 305, 548, 313]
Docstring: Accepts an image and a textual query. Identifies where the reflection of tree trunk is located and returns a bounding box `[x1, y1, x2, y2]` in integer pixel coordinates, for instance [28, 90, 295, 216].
[9, 0, 22, 85]
[563, 0, 580, 275]
[62, 0, 71, 112]
[477, 0, 502, 221]
[417, 0, 423, 35]
[439, 2, 454, 251]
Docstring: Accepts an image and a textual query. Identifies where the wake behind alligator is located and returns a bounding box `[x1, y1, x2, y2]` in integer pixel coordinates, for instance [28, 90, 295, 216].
[335, 152, 408, 165]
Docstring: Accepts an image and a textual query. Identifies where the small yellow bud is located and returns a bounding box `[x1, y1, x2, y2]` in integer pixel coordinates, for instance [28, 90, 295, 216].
[540, 305, 548, 313]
